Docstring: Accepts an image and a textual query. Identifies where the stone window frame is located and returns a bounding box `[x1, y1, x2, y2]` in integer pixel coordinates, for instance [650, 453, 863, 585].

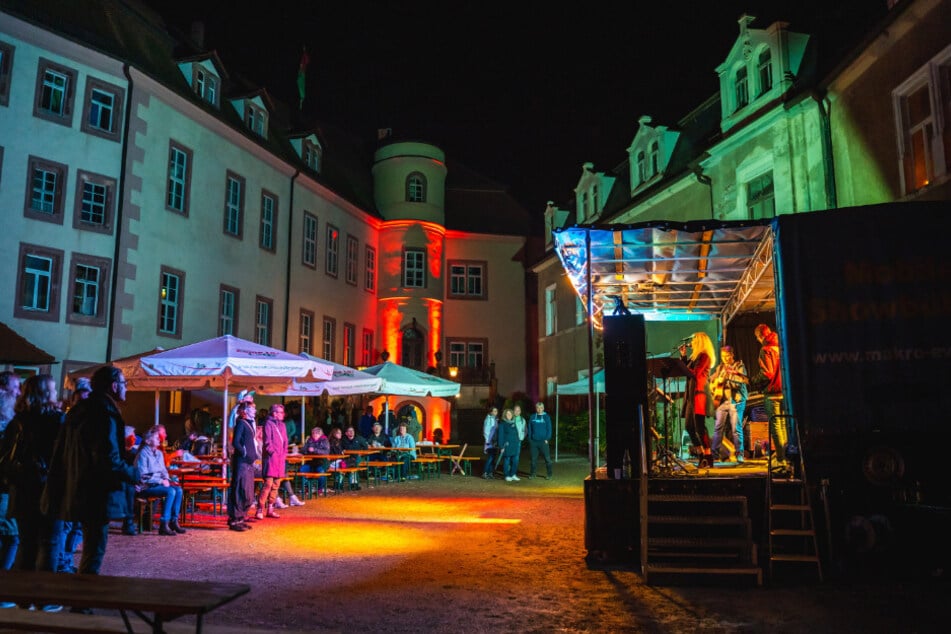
[322, 316, 336, 362]
[157, 266, 185, 339]
[166, 140, 193, 215]
[402, 248, 426, 289]
[325, 224, 339, 278]
[33, 57, 77, 127]
[302, 212, 318, 269]
[342, 322, 356, 367]
[406, 172, 426, 202]
[218, 284, 239, 336]
[255, 295, 273, 346]
[299, 309, 314, 355]
[0, 40, 15, 107]
[14, 242, 63, 323]
[259, 189, 278, 252]
[65, 252, 111, 327]
[24, 154, 68, 225]
[80, 76, 124, 141]
[361, 328, 374, 366]
[345, 235, 359, 286]
[447, 259, 487, 300]
[364, 245, 376, 293]
[223, 170, 245, 239]
[72, 169, 117, 235]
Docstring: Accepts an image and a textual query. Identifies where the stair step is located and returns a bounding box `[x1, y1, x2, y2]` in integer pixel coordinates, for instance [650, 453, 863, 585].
[770, 477, 803, 484]
[647, 494, 748, 504]
[770, 528, 815, 536]
[770, 554, 821, 563]
[770, 504, 811, 511]
[649, 536, 751, 549]
[644, 561, 763, 584]
[650, 515, 748, 525]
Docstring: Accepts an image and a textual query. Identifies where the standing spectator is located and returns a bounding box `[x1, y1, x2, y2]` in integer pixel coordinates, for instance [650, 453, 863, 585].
[512, 404, 526, 474]
[256, 404, 288, 520]
[301, 426, 330, 496]
[2, 375, 64, 574]
[59, 379, 90, 572]
[0, 372, 21, 402]
[527, 402, 554, 480]
[0, 392, 19, 586]
[134, 428, 186, 536]
[358, 406, 376, 439]
[405, 410, 422, 442]
[227, 402, 257, 532]
[498, 409, 521, 482]
[42, 365, 139, 574]
[754, 324, 788, 474]
[377, 405, 395, 435]
[482, 407, 499, 479]
[390, 423, 416, 481]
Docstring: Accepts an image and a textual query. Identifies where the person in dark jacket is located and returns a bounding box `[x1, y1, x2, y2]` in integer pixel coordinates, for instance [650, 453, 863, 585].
[754, 324, 789, 473]
[527, 402, 554, 479]
[2, 374, 64, 573]
[497, 409, 521, 482]
[42, 365, 139, 575]
[228, 402, 257, 532]
[341, 426, 369, 490]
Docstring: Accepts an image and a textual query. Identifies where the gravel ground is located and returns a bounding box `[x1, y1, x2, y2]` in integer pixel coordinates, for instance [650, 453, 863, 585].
[97, 453, 945, 633]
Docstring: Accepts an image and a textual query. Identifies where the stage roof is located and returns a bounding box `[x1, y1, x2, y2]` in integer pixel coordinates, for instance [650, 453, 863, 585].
[552, 219, 776, 327]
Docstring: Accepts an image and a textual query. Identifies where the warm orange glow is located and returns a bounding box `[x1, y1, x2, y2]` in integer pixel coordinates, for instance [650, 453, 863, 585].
[380, 300, 403, 361]
[367, 394, 452, 442]
[426, 298, 442, 368]
[448, 366, 458, 378]
[426, 229, 443, 279]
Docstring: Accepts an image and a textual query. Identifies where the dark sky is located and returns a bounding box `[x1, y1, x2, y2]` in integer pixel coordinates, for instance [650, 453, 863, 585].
[144, 0, 888, 213]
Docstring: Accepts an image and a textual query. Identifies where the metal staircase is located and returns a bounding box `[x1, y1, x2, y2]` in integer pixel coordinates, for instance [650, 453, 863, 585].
[766, 415, 823, 581]
[642, 493, 763, 586]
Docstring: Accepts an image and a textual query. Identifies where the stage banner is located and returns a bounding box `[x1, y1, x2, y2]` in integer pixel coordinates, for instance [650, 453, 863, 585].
[776, 201, 951, 439]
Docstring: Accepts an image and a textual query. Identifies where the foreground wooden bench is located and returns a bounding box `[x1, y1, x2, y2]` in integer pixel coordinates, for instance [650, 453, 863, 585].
[0, 608, 324, 633]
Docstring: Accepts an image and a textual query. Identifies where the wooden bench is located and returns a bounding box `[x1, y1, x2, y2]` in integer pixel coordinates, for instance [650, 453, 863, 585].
[0, 608, 321, 633]
[326, 466, 367, 492]
[0, 570, 249, 634]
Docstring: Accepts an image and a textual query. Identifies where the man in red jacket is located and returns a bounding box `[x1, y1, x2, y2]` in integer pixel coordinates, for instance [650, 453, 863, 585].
[754, 324, 789, 474]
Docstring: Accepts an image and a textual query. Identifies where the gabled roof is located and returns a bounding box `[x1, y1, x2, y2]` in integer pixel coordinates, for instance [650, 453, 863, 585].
[175, 49, 229, 80]
[444, 161, 533, 236]
[0, 322, 56, 365]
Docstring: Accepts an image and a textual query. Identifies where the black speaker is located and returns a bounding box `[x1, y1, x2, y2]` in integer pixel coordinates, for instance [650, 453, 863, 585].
[603, 314, 648, 478]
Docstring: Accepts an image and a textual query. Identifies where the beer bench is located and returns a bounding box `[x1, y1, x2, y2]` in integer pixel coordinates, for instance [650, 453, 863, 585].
[0, 570, 249, 633]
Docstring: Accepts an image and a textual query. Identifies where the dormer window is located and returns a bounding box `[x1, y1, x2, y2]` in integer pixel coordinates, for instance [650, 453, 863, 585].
[406, 172, 426, 202]
[636, 151, 647, 184]
[758, 49, 773, 95]
[648, 141, 659, 177]
[303, 139, 322, 173]
[194, 68, 218, 107]
[735, 66, 749, 110]
[246, 103, 267, 137]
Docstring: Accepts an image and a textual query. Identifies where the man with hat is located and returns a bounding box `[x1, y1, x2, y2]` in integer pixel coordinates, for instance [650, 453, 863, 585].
[710, 345, 748, 462]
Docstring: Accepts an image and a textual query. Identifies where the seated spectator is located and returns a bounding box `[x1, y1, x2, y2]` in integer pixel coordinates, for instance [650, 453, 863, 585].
[341, 426, 369, 490]
[366, 421, 391, 454]
[390, 422, 417, 481]
[301, 426, 330, 496]
[135, 428, 186, 536]
[327, 427, 345, 469]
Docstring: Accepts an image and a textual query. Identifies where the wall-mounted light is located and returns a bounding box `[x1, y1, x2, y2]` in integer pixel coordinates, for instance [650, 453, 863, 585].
[448, 366, 458, 378]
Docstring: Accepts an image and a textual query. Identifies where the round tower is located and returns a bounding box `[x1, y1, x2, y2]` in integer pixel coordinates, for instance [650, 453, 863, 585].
[371, 140, 448, 371]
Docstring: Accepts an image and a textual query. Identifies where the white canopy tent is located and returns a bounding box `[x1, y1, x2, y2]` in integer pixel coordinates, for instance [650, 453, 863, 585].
[361, 361, 461, 435]
[555, 369, 605, 465]
[137, 336, 334, 456]
[259, 353, 383, 439]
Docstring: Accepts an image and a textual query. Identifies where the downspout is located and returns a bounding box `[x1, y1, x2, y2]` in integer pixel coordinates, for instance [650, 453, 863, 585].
[812, 91, 837, 209]
[282, 170, 301, 350]
[106, 64, 134, 362]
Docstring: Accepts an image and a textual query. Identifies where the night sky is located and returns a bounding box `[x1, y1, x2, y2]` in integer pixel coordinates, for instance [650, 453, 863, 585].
[144, 0, 888, 214]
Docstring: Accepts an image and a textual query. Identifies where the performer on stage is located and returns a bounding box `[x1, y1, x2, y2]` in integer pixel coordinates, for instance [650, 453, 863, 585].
[679, 332, 716, 467]
[710, 345, 748, 463]
[753, 324, 788, 474]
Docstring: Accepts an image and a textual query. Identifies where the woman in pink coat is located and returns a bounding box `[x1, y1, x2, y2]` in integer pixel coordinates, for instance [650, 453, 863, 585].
[255, 404, 288, 519]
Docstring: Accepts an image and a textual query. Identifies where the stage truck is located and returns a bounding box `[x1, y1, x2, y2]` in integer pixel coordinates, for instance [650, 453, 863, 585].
[553, 200, 950, 576]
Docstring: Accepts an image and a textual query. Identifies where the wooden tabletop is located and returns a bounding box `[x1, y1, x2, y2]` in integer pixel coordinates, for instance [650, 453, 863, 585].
[0, 570, 249, 618]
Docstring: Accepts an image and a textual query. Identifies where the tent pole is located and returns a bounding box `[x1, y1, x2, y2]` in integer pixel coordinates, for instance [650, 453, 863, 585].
[154, 390, 159, 427]
[555, 393, 559, 463]
[222, 384, 229, 459]
[585, 229, 596, 478]
[595, 393, 601, 469]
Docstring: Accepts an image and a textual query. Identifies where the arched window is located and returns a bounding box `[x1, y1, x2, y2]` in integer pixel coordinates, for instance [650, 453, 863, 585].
[406, 172, 426, 202]
[758, 49, 773, 95]
[735, 66, 749, 110]
[648, 141, 659, 177]
[636, 151, 647, 184]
